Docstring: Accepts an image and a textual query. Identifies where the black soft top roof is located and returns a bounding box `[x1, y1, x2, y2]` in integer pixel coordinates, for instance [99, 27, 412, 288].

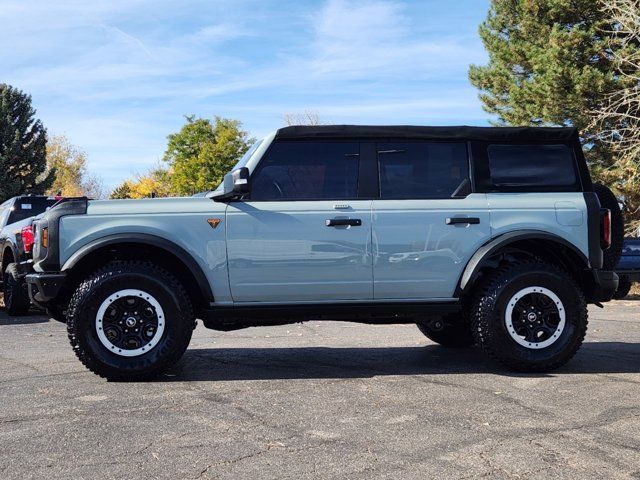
[275, 125, 579, 143]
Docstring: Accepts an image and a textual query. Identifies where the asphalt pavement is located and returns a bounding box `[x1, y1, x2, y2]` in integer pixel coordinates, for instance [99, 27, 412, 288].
[1, 301, 639, 479]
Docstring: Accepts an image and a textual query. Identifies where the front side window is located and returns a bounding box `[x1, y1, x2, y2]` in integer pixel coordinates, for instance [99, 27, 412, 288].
[250, 141, 359, 200]
[378, 142, 469, 199]
[487, 144, 577, 188]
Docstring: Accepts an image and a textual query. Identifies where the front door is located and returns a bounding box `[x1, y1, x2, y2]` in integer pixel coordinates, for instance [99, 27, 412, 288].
[226, 140, 373, 303]
[372, 141, 491, 300]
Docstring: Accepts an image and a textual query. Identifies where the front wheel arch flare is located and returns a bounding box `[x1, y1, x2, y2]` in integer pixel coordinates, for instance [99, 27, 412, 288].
[61, 234, 214, 310]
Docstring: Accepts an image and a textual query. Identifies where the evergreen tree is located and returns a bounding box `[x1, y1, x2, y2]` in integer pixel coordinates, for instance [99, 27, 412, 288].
[0, 84, 54, 201]
[468, 0, 633, 166]
[110, 181, 133, 199]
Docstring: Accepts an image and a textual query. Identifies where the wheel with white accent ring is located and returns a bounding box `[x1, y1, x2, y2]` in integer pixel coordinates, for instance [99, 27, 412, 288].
[471, 261, 588, 372]
[96, 289, 166, 357]
[66, 262, 195, 381]
[504, 286, 565, 349]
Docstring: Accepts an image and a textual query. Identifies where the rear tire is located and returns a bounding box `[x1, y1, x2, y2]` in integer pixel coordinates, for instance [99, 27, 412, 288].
[416, 315, 474, 348]
[3, 263, 31, 316]
[471, 262, 588, 372]
[66, 261, 195, 381]
[614, 274, 632, 300]
[594, 184, 623, 270]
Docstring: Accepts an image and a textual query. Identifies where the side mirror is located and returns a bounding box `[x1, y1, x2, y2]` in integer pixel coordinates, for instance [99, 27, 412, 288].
[211, 167, 250, 201]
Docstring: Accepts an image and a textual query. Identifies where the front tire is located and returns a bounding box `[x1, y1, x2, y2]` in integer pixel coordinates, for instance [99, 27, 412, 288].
[66, 261, 195, 381]
[471, 262, 588, 372]
[3, 263, 31, 316]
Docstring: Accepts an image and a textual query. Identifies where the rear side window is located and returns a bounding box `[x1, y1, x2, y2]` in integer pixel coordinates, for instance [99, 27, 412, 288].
[378, 142, 469, 199]
[487, 145, 577, 189]
[250, 141, 359, 200]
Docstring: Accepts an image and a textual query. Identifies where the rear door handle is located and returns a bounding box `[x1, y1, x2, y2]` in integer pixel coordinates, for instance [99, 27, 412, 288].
[446, 217, 480, 225]
[326, 218, 362, 227]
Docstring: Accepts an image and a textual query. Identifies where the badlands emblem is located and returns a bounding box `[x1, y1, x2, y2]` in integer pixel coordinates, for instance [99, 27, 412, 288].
[207, 218, 222, 229]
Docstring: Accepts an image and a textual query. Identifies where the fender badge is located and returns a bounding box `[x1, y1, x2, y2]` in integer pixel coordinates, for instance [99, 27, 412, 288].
[207, 218, 222, 229]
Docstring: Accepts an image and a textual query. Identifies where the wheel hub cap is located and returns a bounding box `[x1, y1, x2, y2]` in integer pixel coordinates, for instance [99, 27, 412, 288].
[505, 286, 566, 350]
[95, 289, 165, 357]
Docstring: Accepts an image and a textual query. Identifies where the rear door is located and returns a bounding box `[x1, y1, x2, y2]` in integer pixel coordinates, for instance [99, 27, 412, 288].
[226, 140, 373, 303]
[372, 141, 490, 300]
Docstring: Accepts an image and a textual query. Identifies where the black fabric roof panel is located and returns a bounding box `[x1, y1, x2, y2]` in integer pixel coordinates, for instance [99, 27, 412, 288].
[275, 125, 578, 142]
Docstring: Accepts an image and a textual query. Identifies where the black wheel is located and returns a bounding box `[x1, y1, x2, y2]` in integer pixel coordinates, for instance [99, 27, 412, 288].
[471, 262, 588, 372]
[3, 263, 31, 316]
[614, 274, 632, 300]
[594, 184, 623, 270]
[66, 261, 195, 381]
[416, 315, 474, 348]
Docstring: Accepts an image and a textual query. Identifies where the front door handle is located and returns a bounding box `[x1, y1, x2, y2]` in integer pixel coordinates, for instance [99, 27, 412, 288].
[446, 217, 480, 225]
[326, 218, 362, 227]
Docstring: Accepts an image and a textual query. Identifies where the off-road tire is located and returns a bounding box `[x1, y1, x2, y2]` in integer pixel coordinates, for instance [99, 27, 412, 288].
[614, 274, 632, 300]
[3, 263, 31, 316]
[66, 261, 195, 381]
[471, 261, 588, 372]
[416, 315, 474, 348]
[594, 183, 623, 270]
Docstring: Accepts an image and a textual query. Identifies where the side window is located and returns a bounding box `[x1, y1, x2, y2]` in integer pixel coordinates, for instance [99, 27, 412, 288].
[250, 141, 360, 200]
[378, 142, 469, 199]
[487, 144, 577, 188]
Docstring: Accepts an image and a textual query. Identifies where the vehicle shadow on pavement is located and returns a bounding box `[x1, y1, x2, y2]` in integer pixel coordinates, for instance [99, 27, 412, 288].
[0, 312, 49, 325]
[163, 341, 640, 381]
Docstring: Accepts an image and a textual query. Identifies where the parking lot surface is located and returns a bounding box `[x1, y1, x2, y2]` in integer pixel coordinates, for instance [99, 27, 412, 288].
[0, 301, 639, 479]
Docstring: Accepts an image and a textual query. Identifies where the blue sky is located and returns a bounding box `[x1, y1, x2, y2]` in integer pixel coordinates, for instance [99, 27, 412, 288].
[1, 0, 492, 189]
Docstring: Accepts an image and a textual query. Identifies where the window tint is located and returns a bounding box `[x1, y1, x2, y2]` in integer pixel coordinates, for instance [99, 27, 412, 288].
[250, 141, 359, 200]
[378, 142, 469, 199]
[487, 145, 577, 188]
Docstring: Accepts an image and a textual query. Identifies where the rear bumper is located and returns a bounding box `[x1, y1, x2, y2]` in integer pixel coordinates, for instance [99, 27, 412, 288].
[25, 271, 66, 305]
[590, 270, 618, 303]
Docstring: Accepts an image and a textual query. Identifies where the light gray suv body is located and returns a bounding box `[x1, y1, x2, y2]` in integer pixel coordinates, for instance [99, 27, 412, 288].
[24, 126, 618, 380]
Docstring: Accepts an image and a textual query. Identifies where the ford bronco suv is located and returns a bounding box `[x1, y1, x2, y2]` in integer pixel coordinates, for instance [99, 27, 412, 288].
[24, 126, 619, 381]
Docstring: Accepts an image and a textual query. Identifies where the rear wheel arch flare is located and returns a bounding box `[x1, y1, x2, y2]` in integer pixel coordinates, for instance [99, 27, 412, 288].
[459, 231, 590, 295]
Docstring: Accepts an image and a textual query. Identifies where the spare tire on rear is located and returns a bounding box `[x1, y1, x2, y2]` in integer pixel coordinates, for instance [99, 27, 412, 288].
[593, 183, 623, 270]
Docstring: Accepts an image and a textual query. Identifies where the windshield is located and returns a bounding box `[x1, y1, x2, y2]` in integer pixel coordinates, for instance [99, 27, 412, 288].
[213, 138, 264, 192]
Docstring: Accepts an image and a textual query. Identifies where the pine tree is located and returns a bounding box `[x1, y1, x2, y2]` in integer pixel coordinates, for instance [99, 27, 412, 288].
[110, 181, 133, 199]
[0, 84, 54, 201]
[468, 0, 633, 166]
